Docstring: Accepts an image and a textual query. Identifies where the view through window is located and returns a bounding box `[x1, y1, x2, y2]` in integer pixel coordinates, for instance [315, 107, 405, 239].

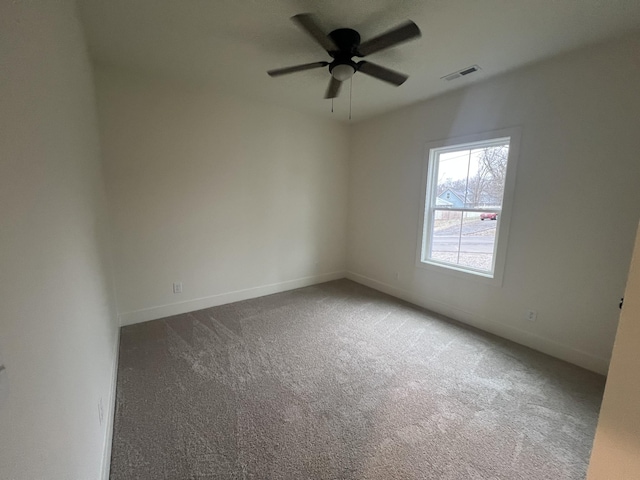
[421, 137, 510, 277]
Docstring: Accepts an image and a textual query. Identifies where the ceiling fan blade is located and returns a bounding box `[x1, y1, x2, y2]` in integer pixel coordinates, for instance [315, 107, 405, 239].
[324, 77, 342, 99]
[357, 20, 421, 57]
[267, 61, 329, 77]
[357, 61, 408, 86]
[291, 14, 337, 52]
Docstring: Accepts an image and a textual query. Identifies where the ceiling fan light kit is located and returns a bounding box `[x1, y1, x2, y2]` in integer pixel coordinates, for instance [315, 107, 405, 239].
[268, 13, 421, 106]
[330, 63, 356, 81]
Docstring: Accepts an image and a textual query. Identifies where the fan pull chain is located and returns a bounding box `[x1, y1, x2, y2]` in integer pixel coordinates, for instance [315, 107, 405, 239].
[331, 98, 334, 113]
[349, 77, 353, 120]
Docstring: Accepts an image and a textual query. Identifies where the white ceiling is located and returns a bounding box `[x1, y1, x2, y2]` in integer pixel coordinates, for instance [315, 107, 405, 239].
[78, 0, 640, 122]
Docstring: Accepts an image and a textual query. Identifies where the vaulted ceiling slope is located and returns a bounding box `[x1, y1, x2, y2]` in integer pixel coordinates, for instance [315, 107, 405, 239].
[78, 0, 640, 121]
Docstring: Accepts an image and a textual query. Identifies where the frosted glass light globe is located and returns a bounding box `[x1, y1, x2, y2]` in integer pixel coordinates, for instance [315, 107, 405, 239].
[331, 64, 355, 81]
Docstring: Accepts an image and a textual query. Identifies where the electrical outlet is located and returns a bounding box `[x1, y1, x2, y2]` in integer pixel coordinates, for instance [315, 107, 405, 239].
[525, 309, 537, 322]
[98, 397, 104, 426]
[173, 282, 182, 294]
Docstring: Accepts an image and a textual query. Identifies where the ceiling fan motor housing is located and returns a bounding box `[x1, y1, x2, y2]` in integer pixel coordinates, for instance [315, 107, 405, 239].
[328, 28, 361, 79]
[328, 28, 361, 56]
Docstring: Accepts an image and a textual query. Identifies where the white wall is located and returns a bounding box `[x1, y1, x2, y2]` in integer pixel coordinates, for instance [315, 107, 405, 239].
[347, 33, 640, 374]
[95, 67, 349, 324]
[0, 1, 118, 480]
[588, 222, 640, 478]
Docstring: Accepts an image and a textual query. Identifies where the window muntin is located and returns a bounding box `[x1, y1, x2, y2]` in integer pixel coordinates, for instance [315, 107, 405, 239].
[421, 137, 511, 277]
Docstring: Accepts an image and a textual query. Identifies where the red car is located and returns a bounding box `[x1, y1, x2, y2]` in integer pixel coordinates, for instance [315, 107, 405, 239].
[480, 212, 498, 221]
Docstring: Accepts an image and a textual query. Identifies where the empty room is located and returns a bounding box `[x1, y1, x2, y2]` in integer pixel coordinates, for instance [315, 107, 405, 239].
[2, 0, 640, 479]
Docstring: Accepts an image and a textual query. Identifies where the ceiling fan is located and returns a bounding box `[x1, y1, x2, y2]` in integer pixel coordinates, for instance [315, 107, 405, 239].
[268, 14, 421, 99]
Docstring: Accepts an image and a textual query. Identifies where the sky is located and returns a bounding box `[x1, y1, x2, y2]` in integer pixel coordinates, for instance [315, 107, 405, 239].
[437, 144, 509, 184]
[437, 149, 478, 183]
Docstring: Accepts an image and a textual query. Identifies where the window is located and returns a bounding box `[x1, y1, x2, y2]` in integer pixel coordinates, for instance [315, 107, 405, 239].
[418, 129, 520, 283]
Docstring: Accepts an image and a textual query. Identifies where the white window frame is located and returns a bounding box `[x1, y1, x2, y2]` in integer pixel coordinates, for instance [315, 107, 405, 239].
[416, 127, 521, 286]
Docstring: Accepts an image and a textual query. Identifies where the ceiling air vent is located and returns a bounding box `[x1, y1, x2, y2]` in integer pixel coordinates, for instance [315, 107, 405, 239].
[441, 65, 481, 82]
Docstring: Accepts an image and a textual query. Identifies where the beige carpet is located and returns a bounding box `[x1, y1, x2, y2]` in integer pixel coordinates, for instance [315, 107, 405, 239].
[110, 279, 605, 479]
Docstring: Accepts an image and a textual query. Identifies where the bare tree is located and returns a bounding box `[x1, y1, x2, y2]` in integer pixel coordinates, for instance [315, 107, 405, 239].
[435, 146, 508, 208]
[436, 177, 466, 196]
[466, 146, 508, 207]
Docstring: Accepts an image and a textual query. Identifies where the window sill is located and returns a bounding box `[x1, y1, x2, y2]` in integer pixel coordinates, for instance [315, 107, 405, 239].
[416, 258, 504, 287]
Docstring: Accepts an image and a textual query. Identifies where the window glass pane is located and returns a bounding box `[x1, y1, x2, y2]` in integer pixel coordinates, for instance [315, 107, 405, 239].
[463, 145, 509, 209]
[428, 210, 462, 264]
[457, 211, 497, 272]
[428, 211, 497, 272]
[435, 150, 470, 208]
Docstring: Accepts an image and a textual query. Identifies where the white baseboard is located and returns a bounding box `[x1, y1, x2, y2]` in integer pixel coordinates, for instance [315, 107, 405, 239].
[118, 271, 347, 326]
[100, 329, 120, 480]
[346, 271, 610, 375]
